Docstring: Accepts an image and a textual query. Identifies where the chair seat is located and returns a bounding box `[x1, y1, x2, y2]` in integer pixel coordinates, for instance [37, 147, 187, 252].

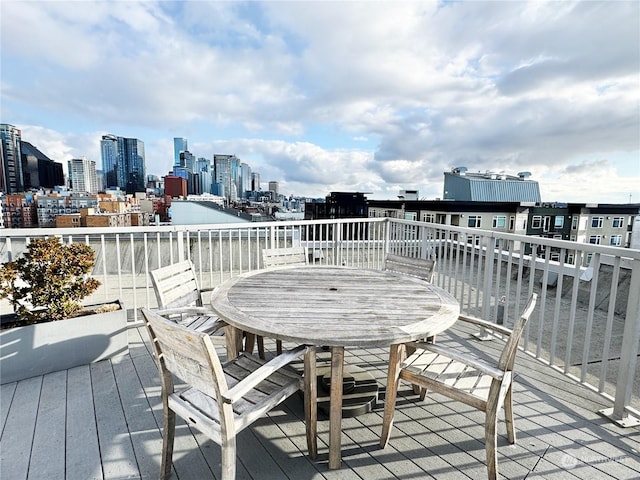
[180, 314, 227, 337]
[402, 349, 494, 403]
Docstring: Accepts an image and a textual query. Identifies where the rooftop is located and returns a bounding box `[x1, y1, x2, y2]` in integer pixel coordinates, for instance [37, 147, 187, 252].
[2, 320, 638, 479]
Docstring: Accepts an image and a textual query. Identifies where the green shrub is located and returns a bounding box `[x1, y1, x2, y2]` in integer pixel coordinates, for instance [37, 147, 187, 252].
[0, 237, 101, 324]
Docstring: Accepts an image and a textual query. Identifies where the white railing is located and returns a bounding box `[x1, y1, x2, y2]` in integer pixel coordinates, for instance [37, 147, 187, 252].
[1, 217, 638, 426]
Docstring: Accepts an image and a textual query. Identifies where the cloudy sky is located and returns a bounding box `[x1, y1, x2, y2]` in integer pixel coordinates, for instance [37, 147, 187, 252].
[2, 1, 639, 202]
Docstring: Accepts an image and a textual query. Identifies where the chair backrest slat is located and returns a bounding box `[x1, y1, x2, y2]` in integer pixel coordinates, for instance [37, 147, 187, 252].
[383, 254, 436, 283]
[151, 260, 203, 308]
[142, 308, 227, 398]
[262, 247, 308, 268]
[498, 293, 538, 371]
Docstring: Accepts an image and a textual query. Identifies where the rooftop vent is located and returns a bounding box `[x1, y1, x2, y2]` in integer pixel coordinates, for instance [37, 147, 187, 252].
[518, 171, 532, 180]
[452, 166, 468, 175]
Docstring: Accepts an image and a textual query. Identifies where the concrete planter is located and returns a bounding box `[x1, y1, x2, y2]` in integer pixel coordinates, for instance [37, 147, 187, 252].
[0, 300, 128, 384]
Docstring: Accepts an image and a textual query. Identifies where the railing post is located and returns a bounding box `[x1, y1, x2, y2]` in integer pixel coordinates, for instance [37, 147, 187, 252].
[177, 230, 185, 262]
[599, 259, 640, 427]
[474, 234, 496, 340]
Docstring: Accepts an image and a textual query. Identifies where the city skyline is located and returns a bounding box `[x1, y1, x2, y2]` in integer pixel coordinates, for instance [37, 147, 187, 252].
[1, 1, 638, 203]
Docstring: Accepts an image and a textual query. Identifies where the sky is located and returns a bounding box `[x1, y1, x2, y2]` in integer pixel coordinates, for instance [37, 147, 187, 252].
[1, 1, 639, 203]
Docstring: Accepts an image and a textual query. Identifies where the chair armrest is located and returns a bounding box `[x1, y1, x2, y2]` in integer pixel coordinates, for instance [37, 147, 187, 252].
[222, 344, 308, 403]
[457, 314, 514, 337]
[408, 342, 506, 380]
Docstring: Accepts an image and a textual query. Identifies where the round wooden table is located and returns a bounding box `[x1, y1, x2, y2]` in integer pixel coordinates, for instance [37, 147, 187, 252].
[210, 266, 460, 469]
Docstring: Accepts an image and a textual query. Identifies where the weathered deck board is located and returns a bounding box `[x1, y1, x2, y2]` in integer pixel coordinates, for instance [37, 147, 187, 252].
[1, 322, 638, 480]
[66, 365, 102, 480]
[91, 360, 140, 479]
[28, 370, 66, 479]
[0, 376, 41, 479]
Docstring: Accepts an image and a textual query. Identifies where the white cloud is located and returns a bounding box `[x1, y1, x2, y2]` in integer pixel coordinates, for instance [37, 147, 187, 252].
[2, 1, 638, 201]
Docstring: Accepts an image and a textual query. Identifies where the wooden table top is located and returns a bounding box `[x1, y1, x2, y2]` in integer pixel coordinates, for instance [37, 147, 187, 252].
[210, 266, 460, 347]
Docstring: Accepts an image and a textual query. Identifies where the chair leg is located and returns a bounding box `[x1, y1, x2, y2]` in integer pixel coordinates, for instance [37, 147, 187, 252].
[257, 336, 266, 359]
[220, 433, 237, 480]
[380, 344, 404, 448]
[404, 343, 428, 399]
[161, 403, 176, 480]
[485, 407, 499, 480]
[244, 332, 256, 354]
[504, 383, 516, 444]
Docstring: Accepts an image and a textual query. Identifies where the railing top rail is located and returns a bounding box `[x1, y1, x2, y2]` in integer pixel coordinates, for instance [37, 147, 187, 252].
[387, 218, 640, 261]
[0, 217, 388, 238]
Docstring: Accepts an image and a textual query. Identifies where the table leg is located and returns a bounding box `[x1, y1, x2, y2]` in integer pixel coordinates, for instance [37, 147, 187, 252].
[303, 346, 317, 459]
[225, 325, 242, 359]
[329, 346, 344, 469]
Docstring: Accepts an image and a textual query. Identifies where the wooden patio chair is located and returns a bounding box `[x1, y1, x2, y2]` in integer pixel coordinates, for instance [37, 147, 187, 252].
[384, 253, 438, 388]
[262, 246, 308, 268]
[380, 293, 538, 480]
[383, 253, 436, 283]
[260, 247, 309, 355]
[150, 260, 255, 358]
[141, 307, 308, 480]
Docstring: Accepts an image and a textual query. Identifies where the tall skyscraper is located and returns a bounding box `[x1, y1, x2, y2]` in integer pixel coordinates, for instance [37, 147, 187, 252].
[0, 124, 24, 193]
[196, 157, 212, 194]
[68, 158, 99, 193]
[251, 172, 260, 192]
[174, 137, 188, 167]
[101, 134, 119, 188]
[241, 163, 251, 198]
[20, 141, 64, 189]
[214, 154, 234, 202]
[100, 134, 146, 192]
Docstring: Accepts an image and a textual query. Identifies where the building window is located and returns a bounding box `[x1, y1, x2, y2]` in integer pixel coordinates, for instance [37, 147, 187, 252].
[567, 253, 575, 265]
[591, 216, 604, 228]
[612, 217, 625, 228]
[570, 235, 577, 242]
[509, 216, 515, 230]
[571, 216, 578, 229]
[543, 216, 551, 232]
[422, 213, 435, 223]
[610, 235, 622, 246]
[589, 235, 601, 244]
[404, 212, 417, 221]
[492, 215, 506, 228]
[554, 216, 564, 229]
[468, 215, 481, 228]
[531, 215, 542, 229]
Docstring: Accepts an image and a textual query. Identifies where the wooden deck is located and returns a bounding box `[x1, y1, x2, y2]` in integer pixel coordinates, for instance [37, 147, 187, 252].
[1, 320, 639, 479]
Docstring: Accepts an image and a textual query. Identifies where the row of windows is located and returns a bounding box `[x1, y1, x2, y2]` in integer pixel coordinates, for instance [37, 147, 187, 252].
[589, 234, 623, 246]
[531, 215, 564, 230]
[590, 216, 626, 228]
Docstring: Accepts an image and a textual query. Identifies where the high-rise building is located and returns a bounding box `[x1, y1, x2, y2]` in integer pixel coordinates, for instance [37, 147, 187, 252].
[0, 124, 24, 193]
[251, 172, 260, 192]
[174, 137, 188, 167]
[214, 154, 242, 203]
[196, 157, 212, 194]
[241, 163, 251, 198]
[101, 134, 119, 189]
[100, 134, 146, 193]
[21, 141, 64, 189]
[179, 150, 195, 172]
[268, 181, 279, 196]
[68, 158, 99, 193]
